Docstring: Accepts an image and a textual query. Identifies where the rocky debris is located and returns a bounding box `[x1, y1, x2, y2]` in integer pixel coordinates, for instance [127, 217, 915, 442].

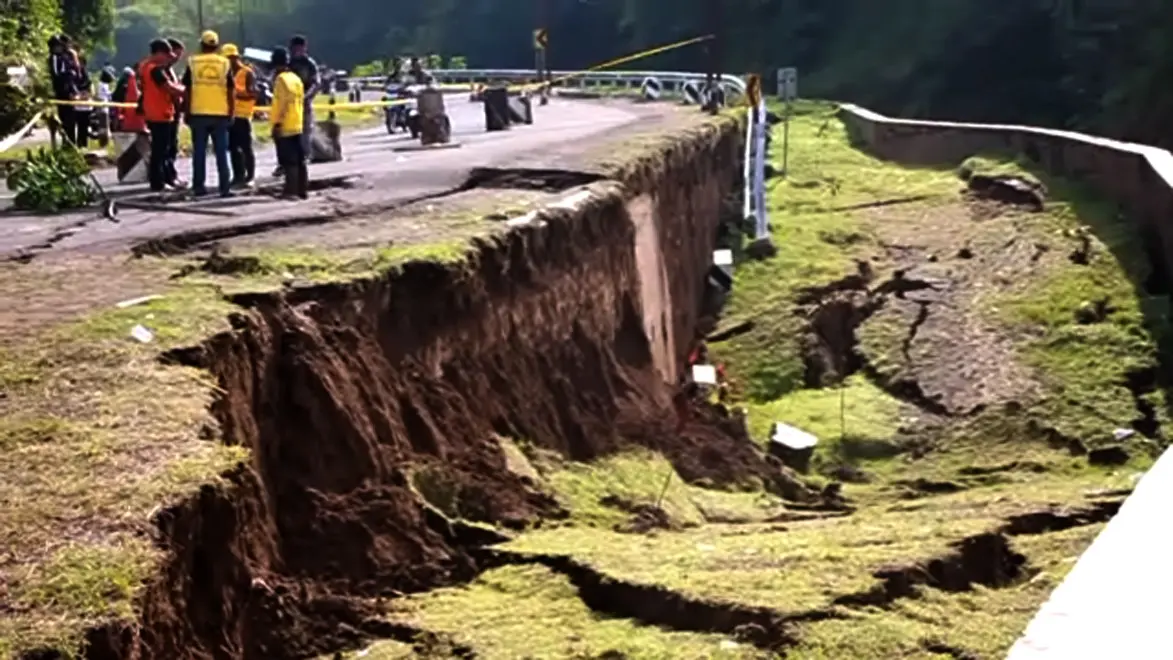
[1074, 297, 1114, 324]
[964, 173, 1046, 211]
[1068, 226, 1093, 265]
[310, 119, 343, 163]
[744, 236, 778, 260]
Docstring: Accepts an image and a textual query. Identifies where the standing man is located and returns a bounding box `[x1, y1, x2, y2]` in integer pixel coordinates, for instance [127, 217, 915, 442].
[48, 35, 79, 146]
[288, 35, 319, 164]
[140, 40, 185, 192]
[269, 48, 307, 199]
[164, 38, 187, 189]
[222, 44, 257, 187]
[181, 31, 234, 198]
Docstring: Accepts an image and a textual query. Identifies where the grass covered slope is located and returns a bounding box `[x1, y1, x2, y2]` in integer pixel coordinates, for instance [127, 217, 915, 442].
[384, 102, 1164, 659]
[0, 228, 484, 656]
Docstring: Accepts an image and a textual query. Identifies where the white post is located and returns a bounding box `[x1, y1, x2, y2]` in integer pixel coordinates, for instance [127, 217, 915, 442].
[742, 106, 754, 222]
[752, 99, 769, 240]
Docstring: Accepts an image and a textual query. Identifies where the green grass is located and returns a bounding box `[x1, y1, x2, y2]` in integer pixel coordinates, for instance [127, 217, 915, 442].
[535, 447, 782, 528]
[0, 236, 481, 656]
[503, 462, 1129, 619]
[962, 155, 1172, 446]
[382, 564, 759, 658]
[713, 101, 959, 404]
[786, 524, 1101, 659]
[746, 375, 904, 465]
[177, 240, 476, 294]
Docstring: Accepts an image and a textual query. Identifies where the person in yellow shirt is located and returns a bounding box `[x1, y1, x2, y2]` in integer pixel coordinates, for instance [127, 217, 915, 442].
[269, 47, 307, 199]
[180, 30, 234, 197]
[221, 43, 257, 187]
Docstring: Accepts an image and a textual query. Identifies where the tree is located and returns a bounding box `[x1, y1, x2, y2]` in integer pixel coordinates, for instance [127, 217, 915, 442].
[61, 0, 115, 50]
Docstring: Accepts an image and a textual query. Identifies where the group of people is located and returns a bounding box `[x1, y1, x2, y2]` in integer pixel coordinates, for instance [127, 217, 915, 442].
[48, 34, 111, 148]
[126, 31, 321, 199]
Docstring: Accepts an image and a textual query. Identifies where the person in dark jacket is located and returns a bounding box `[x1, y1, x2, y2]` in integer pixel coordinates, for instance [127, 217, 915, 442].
[288, 34, 319, 160]
[71, 53, 93, 148]
[48, 35, 79, 146]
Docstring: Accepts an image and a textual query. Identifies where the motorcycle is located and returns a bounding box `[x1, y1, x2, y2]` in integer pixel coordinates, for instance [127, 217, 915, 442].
[383, 83, 420, 138]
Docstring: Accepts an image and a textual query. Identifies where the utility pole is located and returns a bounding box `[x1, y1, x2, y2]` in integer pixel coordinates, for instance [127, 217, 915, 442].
[196, 0, 205, 31]
[535, 0, 547, 83]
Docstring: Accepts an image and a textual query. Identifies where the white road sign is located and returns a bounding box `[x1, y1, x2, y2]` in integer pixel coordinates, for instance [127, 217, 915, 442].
[777, 67, 797, 102]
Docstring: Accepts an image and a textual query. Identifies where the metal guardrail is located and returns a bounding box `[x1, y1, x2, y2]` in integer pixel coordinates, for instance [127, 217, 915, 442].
[350, 69, 747, 96]
[744, 100, 769, 240]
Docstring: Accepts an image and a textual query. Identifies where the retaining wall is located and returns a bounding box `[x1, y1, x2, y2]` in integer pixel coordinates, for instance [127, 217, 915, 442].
[837, 103, 1173, 278]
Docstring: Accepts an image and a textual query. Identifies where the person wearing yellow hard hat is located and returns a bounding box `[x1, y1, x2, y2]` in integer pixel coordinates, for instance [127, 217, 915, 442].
[220, 43, 257, 187]
[269, 47, 307, 199]
[180, 30, 235, 197]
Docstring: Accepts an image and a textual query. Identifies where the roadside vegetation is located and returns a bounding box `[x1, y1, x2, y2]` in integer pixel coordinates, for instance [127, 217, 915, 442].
[358, 101, 1165, 658]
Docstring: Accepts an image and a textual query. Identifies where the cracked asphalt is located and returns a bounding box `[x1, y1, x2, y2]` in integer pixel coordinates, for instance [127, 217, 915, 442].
[0, 95, 660, 260]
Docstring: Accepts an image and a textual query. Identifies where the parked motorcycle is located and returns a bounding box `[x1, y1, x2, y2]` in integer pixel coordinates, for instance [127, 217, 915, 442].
[383, 84, 420, 138]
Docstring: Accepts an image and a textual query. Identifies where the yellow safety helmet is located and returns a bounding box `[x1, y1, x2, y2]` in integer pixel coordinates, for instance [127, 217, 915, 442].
[221, 43, 239, 57]
[200, 30, 219, 47]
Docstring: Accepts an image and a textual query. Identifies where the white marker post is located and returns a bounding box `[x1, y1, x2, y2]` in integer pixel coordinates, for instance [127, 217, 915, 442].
[777, 67, 797, 177]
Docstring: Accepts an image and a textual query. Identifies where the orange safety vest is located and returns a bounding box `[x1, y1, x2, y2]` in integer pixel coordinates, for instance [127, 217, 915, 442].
[141, 60, 176, 123]
[121, 68, 145, 132]
[233, 64, 256, 119]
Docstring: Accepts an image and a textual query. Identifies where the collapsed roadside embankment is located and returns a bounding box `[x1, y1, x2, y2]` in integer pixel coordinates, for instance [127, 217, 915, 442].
[837, 104, 1173, 289]
[69, 114, 770, 658]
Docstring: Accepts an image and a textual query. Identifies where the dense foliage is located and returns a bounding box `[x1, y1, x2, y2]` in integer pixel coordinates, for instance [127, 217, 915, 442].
[2, 0, 1171, 146]
[5, 145, 97, 212]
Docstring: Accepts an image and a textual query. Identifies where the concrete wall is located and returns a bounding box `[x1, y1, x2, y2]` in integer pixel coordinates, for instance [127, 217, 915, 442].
[837, 104, 1173, 278]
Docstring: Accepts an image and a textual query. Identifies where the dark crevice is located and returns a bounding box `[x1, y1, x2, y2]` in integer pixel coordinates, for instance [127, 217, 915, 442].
[998, 500, 1122, 536]
[922, 640, 981, 660]
[901, 301, 931, 362]
[473, 548, 806, 653]
[832, 532, 1028, 608]
[1125, 366, 1162, 439]
[457, 167, 606, 192]
[128, 185, 478, 258]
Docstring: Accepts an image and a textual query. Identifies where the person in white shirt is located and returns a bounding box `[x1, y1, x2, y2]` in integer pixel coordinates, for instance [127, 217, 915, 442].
[95, 68, 114, 144]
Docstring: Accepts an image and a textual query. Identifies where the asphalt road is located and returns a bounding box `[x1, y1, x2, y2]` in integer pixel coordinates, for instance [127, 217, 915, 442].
[0, 95, 650, 260]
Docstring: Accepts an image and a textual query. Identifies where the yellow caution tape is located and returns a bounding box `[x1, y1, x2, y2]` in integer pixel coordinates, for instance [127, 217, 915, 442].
[513, 33, 715, 93]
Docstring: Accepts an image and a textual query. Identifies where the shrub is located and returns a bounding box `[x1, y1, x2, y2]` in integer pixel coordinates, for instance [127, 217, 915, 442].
[447, 55, 467, 70]
[6, 146, 96, 212]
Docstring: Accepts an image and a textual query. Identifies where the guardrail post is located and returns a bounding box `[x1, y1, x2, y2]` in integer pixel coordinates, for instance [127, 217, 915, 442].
[745, 99, 776, 259]
[328, 93, 337, 121]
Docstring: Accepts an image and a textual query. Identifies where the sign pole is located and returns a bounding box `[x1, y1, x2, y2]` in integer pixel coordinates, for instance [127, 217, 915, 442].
[777, 67, 797, 177]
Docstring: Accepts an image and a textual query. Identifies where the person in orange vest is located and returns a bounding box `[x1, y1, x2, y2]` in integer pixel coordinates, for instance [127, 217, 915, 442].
[180, 31, 235, 197]
[140, 39, 186, 191]
[269, 47, 308, 199]
[117, 65, 146, 133]
[221, 43, 257, 187]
